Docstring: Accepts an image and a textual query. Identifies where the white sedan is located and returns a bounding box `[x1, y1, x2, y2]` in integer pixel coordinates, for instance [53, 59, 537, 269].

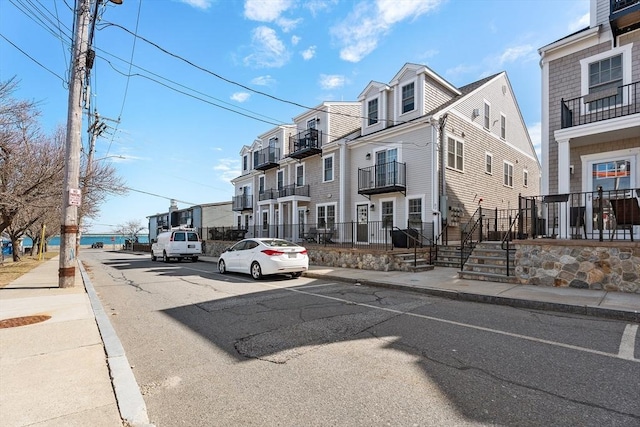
[218, 238, 309, 280]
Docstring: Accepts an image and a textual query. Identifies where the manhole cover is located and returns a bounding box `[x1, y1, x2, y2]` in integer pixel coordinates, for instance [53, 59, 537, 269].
[0, 315, 51, 329]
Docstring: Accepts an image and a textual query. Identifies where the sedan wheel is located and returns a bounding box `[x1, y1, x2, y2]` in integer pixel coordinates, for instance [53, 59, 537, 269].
[218, 259, 227, 274]
[250, 262, 262, 280]
[291, 272, 302, 278]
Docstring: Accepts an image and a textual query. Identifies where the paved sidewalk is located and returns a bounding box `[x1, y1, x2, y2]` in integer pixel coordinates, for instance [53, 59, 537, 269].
[199, 256, 640, 322]
[0, 257, 152, 427]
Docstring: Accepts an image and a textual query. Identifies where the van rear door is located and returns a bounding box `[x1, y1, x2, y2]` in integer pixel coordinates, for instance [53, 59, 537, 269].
[186, 232, 201, 253]
[171, 231, 187, 255]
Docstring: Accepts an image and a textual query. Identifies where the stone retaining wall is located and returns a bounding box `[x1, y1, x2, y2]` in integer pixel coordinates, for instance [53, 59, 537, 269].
[514, 240, 640, 293]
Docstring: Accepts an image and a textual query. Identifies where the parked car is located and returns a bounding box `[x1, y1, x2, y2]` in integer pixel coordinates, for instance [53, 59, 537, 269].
[218, 238, 308, 280]
[151, 228, 201, 262]
[91, 242, 104, 248]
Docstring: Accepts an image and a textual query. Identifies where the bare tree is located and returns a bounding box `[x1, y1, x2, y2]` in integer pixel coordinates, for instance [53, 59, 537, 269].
[114, 219, 146, 248]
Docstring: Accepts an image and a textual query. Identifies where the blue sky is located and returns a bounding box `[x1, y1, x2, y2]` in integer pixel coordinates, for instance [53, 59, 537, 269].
[1, 0, 590, 233]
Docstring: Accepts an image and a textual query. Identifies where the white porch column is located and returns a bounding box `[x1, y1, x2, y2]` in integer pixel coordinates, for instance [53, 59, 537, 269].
[278, 201, 284, 238]
[557, 137, 571, 238]
[269, 204, 275, 237]
[292, 200, 299, 242]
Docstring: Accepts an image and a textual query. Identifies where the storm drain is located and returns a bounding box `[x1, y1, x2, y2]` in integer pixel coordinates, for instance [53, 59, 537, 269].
[0, 315, 51, 329]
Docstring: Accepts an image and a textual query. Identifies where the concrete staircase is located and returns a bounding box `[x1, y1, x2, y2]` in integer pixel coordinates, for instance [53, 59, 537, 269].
[432, 244, 467, 268]
[458, 241, 518, 284]
[393, 252, 434, 272]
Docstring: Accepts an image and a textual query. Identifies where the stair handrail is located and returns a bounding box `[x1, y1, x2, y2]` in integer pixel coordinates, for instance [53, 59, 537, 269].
[500, 212, 520, 276]
[390, 226, 432, 267]
[460, 206, 483, 270]
[431, 223, 449, 265]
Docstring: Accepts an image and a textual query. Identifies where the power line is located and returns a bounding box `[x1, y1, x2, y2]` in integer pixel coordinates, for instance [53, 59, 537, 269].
[0, 33, 66, 83]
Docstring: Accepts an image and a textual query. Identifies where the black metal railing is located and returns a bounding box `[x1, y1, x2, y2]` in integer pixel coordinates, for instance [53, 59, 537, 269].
[288, 128, 322, 158]
[258, 189, 278, 201]
[254, 147, 280, 170]
[460, 206, 483, 270]
[500, 212, 520, 277]
[561, 81, 639, 128]
[611, 0, 639, 13]
[231, 195, 253, 211]
[279, 184, 310, 198]
[358, 161, 407, 194]
[518, 187, 640, 241]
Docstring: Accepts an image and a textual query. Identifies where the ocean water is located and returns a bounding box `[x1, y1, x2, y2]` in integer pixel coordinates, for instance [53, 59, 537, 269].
[21, 234, 149, 246]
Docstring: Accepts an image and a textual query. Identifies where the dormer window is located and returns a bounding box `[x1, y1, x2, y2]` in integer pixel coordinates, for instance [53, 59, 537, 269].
[243, 155, 248, 172]
[307, 118, 317, 129]
[367, 98, 379, 125]
[401, 82, 415, 114]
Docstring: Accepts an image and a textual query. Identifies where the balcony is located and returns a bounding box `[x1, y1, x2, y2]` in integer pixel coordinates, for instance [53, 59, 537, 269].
[278, 184, 310, 198]
[358, 161, 407, 196]
[560, 81, 639, 128]
[610, 0, 640, 36]
[254, 147, 280, 171]
[232, 194, 253, 211]
[258, 188, 278, 202]
[288, 129, 322, 160]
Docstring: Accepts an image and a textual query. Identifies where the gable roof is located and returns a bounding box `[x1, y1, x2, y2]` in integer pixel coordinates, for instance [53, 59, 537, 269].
[390, 63, 461, 96]
[427, 72, 502, 117]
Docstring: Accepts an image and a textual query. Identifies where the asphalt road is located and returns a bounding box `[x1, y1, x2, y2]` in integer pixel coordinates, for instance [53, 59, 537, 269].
[81, 250, 640, 427]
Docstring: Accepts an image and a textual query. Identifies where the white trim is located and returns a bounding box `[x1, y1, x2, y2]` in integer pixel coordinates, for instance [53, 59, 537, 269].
[503, 160, 514, 188]
[446, 134, 464, 172]
[538, 26, 602, 59]
[398, 79, 417, 116]
[483, 99, 491, 130]
[541, 53, 550, 195]
[322, 153, 335, 183]
[366, 97, 380, 127]
[295, 162, 305, 186]
[579, 43, 633, 99]
[500, 112, 506, 140]
[523, 169, 529, 188]
[485, 152, 493, 175]
[554, 113, 640, 142]
[406, 195, 426, 224]
[580, 147, 640, 192]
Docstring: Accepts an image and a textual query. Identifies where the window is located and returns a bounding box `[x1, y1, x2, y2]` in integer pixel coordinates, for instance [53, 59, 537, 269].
[253, 151, 259, 168]
[504, 161, 514, 188]
[277, 170, 284, 190]
[483, 101, 490, 130]
[259, 176, 265, 194]
[523, 169, 529, 187]
[447, 137, 464, 171]
[262, 211, 268, 231]
[588, 54, 622, 110]
[500, 113, 506, 139]
[408, 198, 422, 227]
[172, 232, 185, 242]
[307, 118, 317, 129]
[486, 153, 493, 175]
[296, 164, 304, 186]
[317, 204, 336, 229]
[243, 155, 248, 172]
[375, 148, 398, 186]
[323, 155, 334, 182]
[367, 98, 378, 125]
[382, 201, 393, 228]
[401, 82, 414, 114]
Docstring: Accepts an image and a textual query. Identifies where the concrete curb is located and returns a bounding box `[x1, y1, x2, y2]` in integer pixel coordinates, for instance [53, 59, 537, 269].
[303, 272, 640, 323]
[79, 262, 155, 427]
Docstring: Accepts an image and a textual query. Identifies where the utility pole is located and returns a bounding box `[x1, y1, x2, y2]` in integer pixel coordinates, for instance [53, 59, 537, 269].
[59, 0, 91, 288]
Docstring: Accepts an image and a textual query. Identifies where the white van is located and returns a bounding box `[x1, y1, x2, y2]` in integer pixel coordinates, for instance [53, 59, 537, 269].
[151, 228, 201, 262]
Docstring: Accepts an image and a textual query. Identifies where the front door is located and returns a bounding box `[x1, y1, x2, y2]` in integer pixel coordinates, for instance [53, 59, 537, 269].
[298, 208, 306, 242]
[356, 204, 368, 243]
[585, 155, 636, 238]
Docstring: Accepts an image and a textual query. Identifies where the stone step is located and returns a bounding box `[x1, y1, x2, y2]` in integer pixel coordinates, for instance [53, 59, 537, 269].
[458, 270, 519, 284]
[466, 254, 516, 266]
[433, 260, 461, 268]
[463, 263, 516, 275]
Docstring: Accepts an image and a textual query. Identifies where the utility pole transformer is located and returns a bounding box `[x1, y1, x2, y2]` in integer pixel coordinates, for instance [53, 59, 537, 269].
[59, 0, 91, 287]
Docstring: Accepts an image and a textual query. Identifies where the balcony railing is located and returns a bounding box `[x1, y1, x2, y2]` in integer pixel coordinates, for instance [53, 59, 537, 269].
[288, 129, 322, 159]
[254, 147, 280, 171]
[610, 0, 640, 34]
[232, 194, 253, 211]
[560, 81, 639, 129]
[278, 184, 310, 198]
[358, 160, 407, 196]
[258, 188, 278, 202]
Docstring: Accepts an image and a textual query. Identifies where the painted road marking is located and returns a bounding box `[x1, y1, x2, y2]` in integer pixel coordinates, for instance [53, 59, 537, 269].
[261, 282, 640, 363]
[618, 324, 638, 360]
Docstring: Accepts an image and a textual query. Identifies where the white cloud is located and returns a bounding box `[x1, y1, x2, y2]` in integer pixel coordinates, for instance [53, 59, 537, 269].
[178, 0, 214, 9]
[301, 46, 316, 60]
[305, 0, 338, 17]
[243, 26, 290, 68]
[251, 75, 276, 86]
[213, 158, 241, 182]
[319, 74, 345, 90]
[244, 0, 300, 31]
[418, 48, 438, 61]
[445, 64, 479, 77]
[528, 121, 542, 163]
[331, 0, 442, 63]
[231, 92, 250, 102]
[568, 12, 590, 32]
[498, 44, 536, 65]
[291, 35, 301, 46]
